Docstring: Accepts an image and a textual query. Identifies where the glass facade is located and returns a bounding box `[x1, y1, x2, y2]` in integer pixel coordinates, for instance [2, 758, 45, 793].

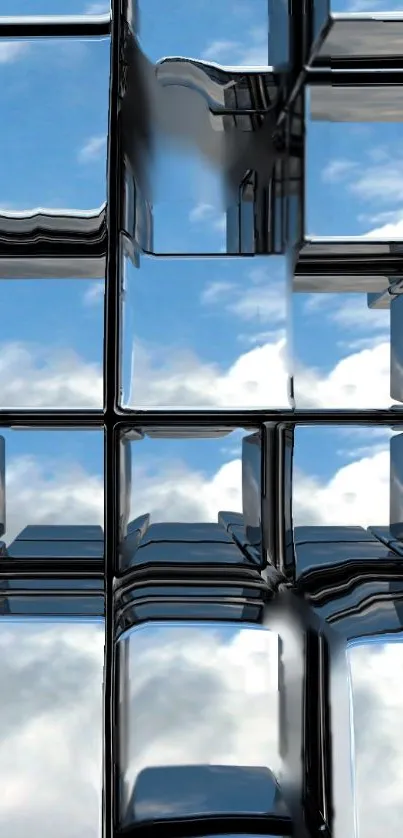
[1, 3, 403, 838]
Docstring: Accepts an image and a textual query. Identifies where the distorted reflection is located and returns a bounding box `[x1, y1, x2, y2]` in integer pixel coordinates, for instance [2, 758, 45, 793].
[116, 622, 280, 826]
[118, 431, 272, 573]
[121, 21, 300, 256]
[0, 619, 104, 838]
[120, 250, 290, 410]
[0, 207, 107, 280]
[313, 14, 403, 64]
[348, 639, 403, 838]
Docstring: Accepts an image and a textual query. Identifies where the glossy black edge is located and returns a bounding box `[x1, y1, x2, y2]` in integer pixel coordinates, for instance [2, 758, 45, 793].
[305, 66, 403, 85]
[0, 409, 399, 428]
[0, 15, 111, 38]
[117, 813, 293, 837]
[103, 1, 122, 837]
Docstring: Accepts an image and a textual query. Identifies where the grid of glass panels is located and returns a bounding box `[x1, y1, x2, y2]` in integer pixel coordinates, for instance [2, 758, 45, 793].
[2, 3, 403, 838]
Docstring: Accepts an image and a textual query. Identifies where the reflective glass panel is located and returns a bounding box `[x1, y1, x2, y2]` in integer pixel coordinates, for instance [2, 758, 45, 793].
[116, 622, 281, 827]
[0, 37, 109, 211]
[348, 637, 403, 838]
[0, 618, 104, 838]
[0, 429, 103, 546]
[306, 85, 403, 238]
[0, 277, 103, 409]
[120, 247, 290, 410]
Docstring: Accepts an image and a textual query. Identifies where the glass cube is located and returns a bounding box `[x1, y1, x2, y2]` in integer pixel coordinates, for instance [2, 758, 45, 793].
[0, 277, 103, 409]
[348, 637, 403, 838]
[0, 429, 103, 546]
[292, 284, 391, 409]
[121, 0, 274, 256]
[116, 622, 282, 827]
[306, 85, 403, 238]
[292, 423, 396, 551]
[118, 429, 268, 574]
[0, 618, 104, 837]
[120, 247, 291, 410]
[0, 36, 109, 212]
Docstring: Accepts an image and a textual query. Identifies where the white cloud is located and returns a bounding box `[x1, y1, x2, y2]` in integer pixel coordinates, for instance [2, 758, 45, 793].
[84, 1, 110, 12]
[201, 266, 287, 325]
[0, 376, 398, 837]
[5, 456, 103, 544]
[78, 135, 106, 164]
[83, 281, 104, 307]
[202, 27, 268, 66]
[0, 620, 104, 838]
[0, 342, 102, 409]
[0, 43, 29, 64]
[322, 159, 358, 184]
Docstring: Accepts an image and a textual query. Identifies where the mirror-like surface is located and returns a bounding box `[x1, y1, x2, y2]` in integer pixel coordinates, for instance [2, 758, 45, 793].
[0, 618, 104, 837]
[0, 207, 107, 279]
[0, 37, 108, 212]
[292, 424, 395, 532]
[348, 638, 403, 838]
[292, 286, 391, 409]
[0, 429, 103, 546]
[0, 277, 103, 409]
[116, 622, 280, 826]
[121, 247, 290, 409]
[118, 431, 268, 573]
[307, 86, 403, 236]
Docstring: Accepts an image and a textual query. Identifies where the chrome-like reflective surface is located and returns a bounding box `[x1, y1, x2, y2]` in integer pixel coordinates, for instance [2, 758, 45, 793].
[3, 3, 403, 838]
[0, 207, 106, 279]
[120, 28, 300, 256]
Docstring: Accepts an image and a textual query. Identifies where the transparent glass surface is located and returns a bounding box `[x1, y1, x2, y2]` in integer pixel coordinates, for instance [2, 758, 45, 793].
[0, 1, 110, 13]
[0, 278, 103, 409]
[122, 2, 271, 256]
[306, 84, 403, 236]
[121, 248, 290, 409]
[0, 37, 109, 211]
[116, 622, 280, 826]
[119, 430, 258, 574]
[0, 618, 104, 838]
[348, 637, 403, 838]
[0, 429, 103, 546]
[292, 288, 391, 409]
[293, 424, 394, 531]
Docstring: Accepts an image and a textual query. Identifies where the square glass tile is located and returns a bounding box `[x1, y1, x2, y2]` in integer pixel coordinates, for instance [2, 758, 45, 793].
[120, 247, 290, 410]
[292, 287, 391, 409]
[0, 36, 109, 212]
[0, 618, 104, 838]
[0, 429, 103, 547]
[118, 429, 265, 572]
[116, 622, 281, 826]
[347, 637, 403, 838]
[0, 277, 103, 409]
[306, 85, 403, 238]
